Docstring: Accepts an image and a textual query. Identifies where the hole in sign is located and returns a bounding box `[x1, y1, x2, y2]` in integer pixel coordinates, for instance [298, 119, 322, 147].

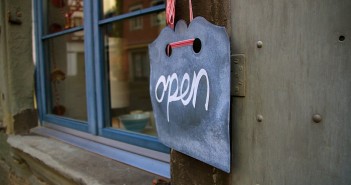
[165, 44, 172, 57]
[193, 38, 202, 53]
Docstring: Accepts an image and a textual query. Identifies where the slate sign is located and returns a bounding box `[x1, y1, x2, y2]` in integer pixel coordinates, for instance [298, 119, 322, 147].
[149, 17, 230, 172]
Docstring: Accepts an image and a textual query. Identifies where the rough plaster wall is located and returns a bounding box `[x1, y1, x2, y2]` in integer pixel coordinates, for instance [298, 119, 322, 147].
[0, 0, 7, 125]
[0, 0, 36, 134]
[0, 0, 37, 182]
[4, 0, 34, 113]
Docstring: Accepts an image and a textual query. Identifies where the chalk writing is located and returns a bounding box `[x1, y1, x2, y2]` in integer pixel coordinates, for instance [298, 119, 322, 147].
[155, 69, 209, 122]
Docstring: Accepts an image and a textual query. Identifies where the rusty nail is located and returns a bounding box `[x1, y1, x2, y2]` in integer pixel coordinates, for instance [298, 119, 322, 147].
[312, 114, 322, 123]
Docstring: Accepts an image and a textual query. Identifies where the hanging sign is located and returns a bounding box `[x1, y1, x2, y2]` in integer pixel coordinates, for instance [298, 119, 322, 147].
[149, 16, 231, 172]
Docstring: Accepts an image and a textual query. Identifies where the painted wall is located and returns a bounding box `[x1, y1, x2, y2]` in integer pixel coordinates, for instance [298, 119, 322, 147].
[0, 0, 38, 184]
[171, 0, 351, 185]
[230, 0, 351, 184]
[0, 0, 7, 127]
[0, 0, 36, 134]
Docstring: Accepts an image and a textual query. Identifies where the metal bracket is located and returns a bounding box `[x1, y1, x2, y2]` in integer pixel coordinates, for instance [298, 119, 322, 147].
[8, 9, 22, 25]
[231, 54, 246, 96]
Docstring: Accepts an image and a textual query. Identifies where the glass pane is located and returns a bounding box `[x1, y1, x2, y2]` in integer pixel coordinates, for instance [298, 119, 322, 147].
[102, 0, 165, 19]
[44, 0, 84, 34]
[102, 12, 166, 136]
[45, 31, 87, 121]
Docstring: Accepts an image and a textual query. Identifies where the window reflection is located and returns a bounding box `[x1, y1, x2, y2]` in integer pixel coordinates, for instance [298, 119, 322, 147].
[129, 5, 143, 31]
[45, 0, 84, 34]
[102, 0, 165, 18]
[102, 2, 165, 136]
[46, 31, 88, 121]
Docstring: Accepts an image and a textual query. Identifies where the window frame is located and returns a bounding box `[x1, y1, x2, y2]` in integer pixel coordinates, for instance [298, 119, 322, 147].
[34, 0, 169, 158]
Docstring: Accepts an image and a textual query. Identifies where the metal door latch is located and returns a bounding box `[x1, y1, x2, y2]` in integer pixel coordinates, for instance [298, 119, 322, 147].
[231, 54, 246, 97]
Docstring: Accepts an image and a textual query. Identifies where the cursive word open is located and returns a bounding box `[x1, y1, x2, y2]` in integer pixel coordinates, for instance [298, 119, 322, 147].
[155, 69, 210, 122]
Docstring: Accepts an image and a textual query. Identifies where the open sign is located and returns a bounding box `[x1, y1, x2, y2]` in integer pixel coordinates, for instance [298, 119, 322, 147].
[154, 69, 209, 122]
[149, 17, 231, 172]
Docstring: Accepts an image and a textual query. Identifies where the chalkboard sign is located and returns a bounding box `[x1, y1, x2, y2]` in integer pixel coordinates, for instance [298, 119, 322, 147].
[149, 17, 230, 172]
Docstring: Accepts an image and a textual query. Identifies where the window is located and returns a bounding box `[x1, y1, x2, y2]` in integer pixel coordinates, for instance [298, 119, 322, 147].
[129, 5, 143, 30]
[151, 0, 166, 27]
[129, 50, 150, 81]
[34, 0, 168, 171]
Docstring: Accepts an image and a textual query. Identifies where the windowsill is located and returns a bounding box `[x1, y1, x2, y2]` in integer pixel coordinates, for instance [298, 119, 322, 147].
[7, 129, 169, 185]
[40, 122, 170, 162]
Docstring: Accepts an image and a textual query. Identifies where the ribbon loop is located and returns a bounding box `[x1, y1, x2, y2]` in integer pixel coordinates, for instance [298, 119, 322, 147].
[166, 0, 176, 29]
[189, 0, 193, 22]
[166, 0, 193, 29]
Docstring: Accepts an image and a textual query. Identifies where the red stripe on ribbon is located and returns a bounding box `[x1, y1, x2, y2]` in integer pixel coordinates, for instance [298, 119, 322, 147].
[189, 0, 193, 22]
[170, 38, 195, 48]
[166, 0, 176, 29]
[165, 0, 195, 56]
[166, 0, 193, 29]
[167, 38, 195, 56]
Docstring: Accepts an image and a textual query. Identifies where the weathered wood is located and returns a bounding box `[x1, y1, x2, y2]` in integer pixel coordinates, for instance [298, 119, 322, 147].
[231, 0, 351, 184]
[172, 0, 351, 184]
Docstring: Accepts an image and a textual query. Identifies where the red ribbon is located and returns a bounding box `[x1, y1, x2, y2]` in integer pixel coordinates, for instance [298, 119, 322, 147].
[189, 0, 193, 22]
[166, 0, 195, 56]
[170, 39, 195, 48]
[167, 39, 195, 56]
[166, 0, 176, 29]
[166, 0, 193, 29]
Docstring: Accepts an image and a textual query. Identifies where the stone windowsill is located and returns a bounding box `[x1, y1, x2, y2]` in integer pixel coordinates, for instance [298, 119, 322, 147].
[7, 134, 165, 185]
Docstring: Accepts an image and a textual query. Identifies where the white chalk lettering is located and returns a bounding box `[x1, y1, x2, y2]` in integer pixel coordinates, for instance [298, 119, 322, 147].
[155, 69, 209, 122]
